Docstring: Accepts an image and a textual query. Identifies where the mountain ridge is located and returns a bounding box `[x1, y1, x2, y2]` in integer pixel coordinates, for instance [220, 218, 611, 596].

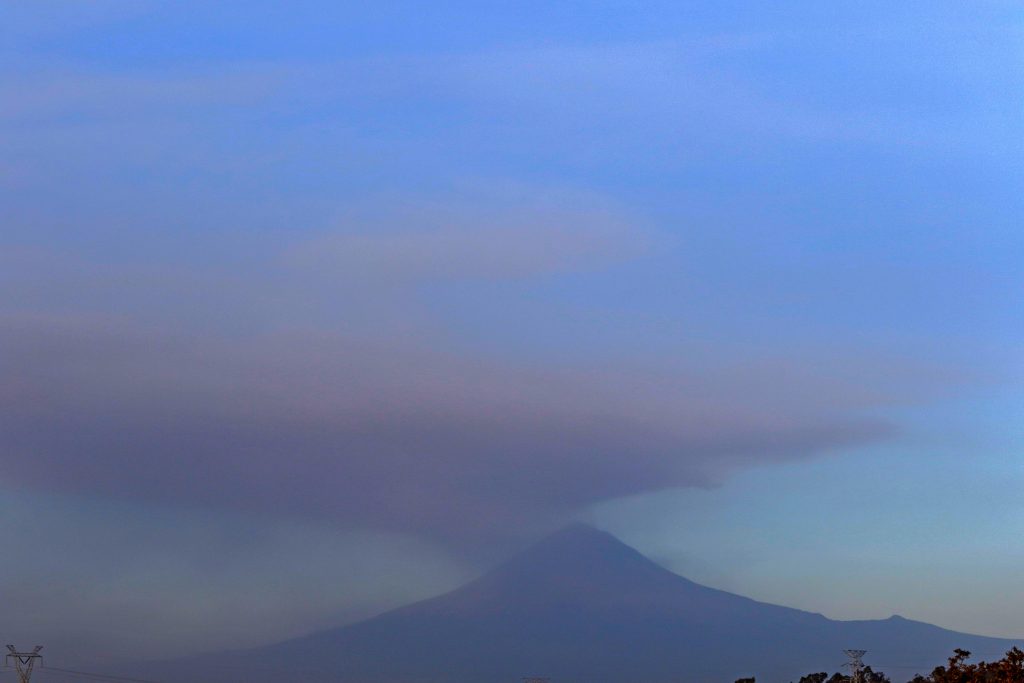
[130, 524, 1022, 683]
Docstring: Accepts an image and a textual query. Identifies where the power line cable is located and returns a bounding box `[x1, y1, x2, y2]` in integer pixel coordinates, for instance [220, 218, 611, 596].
[37, 667, 161, 683]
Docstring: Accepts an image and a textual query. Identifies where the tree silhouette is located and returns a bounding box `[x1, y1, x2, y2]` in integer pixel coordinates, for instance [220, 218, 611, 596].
[799, 672, 829, 683]
[792, 648, 1024, 683]
[924, 648, 1024, 683]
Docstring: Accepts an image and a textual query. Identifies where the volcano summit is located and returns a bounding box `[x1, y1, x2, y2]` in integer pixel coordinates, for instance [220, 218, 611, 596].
[135, 525, 1022, 683]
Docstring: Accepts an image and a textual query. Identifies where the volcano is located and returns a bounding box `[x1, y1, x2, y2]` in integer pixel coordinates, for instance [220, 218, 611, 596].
[136, 524, 1021, 683]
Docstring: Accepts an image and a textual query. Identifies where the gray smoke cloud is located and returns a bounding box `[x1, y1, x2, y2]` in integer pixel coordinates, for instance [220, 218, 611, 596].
[0, 199, 949, 547]
[0, 313, 891, 546]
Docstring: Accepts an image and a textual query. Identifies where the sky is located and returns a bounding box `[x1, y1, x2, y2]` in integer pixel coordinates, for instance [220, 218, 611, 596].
[1, 0, 1022, 666]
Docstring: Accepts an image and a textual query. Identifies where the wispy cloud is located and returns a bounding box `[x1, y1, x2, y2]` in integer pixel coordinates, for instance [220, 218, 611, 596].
[286, 203, 647, 284]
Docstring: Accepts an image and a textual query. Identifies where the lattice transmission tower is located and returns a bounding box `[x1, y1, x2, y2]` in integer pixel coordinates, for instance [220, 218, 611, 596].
[5, 646, 43, 683]
[844, 649, 868, 683]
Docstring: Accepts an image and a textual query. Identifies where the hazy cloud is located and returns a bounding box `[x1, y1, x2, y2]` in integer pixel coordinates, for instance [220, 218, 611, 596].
[0, 490, 469, 661]
[287, 204, 647, 284]
[0, 309, 891, 546]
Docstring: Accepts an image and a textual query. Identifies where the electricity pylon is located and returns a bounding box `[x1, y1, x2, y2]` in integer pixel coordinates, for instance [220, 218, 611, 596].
[5, 646, 42, 683]
[844, 649, 867, 683]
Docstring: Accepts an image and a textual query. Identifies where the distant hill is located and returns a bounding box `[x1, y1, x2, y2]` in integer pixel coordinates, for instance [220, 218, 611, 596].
[133, 524, 1021, 683]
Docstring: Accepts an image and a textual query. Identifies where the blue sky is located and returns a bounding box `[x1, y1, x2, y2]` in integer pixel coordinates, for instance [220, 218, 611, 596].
[1, 0, 1022, 664]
